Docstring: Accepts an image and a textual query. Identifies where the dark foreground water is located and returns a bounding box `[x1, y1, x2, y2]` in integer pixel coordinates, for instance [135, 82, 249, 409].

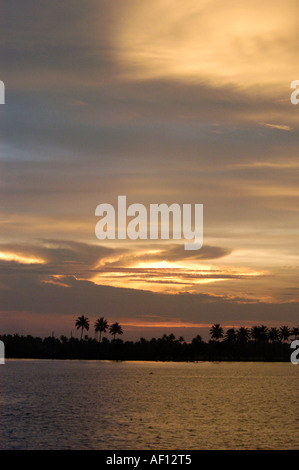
[0, 360, 298, 450]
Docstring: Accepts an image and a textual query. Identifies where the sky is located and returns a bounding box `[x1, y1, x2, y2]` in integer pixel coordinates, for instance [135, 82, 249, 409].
[1, 0, 299, 341]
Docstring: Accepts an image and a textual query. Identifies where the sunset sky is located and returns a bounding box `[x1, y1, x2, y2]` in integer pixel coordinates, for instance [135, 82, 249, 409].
[1, 0, 299, 340]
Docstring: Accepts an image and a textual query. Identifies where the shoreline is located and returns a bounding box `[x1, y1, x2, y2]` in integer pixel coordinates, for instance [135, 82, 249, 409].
[3, 356, 292, 363]
[1, 332, 294, 363]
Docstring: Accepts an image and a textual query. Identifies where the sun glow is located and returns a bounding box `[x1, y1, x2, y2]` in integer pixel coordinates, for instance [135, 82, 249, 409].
[135, 260, 181, 270]
[89, 251, 265, 293]
[0, 252, 45, 265]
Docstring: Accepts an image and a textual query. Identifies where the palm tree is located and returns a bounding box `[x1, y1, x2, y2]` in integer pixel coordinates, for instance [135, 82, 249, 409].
[291, 327, 299, 340]
[250, 326, 260, 342]
[109, 322, 123, 340]
[94, 317, 109, 342]
[268, 327, 280, 343]
[236, 327, 250, 343]
[280, 325, 291, 343]
[259, 325, 269, 342]
[209, 324, 224, 341]
[251, 325, 269, 342]
[75, 315, 90, 340]
[224, 328, 237, 343]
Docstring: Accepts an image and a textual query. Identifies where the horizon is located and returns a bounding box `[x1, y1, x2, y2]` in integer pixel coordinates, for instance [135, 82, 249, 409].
[2, 320, 298, 344]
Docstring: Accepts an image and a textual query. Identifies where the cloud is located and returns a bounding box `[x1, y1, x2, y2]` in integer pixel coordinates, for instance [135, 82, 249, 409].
[0, 270, 298, 339]
[0, 240, 114, 277]
[259, 122, 293, 131]
[0, 240, 235, 287]
[97, 244, 231, 266]
[0, 238, 268, 305]
[114, 0, 299, 92]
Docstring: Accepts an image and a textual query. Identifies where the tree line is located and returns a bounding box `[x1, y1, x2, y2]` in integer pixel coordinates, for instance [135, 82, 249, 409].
[209, 323, 299, 343]
[1, 322, 297, 362]
[75, 317, 299, 344]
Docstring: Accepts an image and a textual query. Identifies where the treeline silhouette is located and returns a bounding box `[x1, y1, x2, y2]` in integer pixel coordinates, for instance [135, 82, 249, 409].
[1, 322, 298, 362]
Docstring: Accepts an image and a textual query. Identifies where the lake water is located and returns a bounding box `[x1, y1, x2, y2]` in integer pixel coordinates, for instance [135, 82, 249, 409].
[0, 360, 298, 450]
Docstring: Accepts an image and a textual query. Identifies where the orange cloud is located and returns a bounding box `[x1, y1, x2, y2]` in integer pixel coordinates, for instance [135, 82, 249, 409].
[0, 251, 45, 265]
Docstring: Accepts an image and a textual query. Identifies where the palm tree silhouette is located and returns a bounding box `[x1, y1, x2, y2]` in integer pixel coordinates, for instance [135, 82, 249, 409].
[291, 327, 299, 340]
[250, 326, 260, 342]
[251, 325, 269, 342]
[209, 324, 224, 341]
[280, 325, 291, 343]
[109, 322, 123, 340]
[224, 328, 237, 343]
[75, 315, 90, 340]
[94, 317, 109, 342]
[237, 327, 250, 343]
[268, 327, 280, 342]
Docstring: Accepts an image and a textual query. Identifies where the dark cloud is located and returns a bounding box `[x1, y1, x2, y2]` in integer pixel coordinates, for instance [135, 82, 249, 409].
[2, 0, 116, 82]
[0, 240, 114, 278]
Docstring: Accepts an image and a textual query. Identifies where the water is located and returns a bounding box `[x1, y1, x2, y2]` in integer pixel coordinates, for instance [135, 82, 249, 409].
[0, 360, 298, 450]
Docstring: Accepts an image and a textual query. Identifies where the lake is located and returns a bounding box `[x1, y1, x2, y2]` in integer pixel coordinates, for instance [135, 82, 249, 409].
[0, 360, 298, 450]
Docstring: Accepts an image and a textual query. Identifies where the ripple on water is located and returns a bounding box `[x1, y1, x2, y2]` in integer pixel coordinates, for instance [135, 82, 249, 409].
[0, 360, 298, 449]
